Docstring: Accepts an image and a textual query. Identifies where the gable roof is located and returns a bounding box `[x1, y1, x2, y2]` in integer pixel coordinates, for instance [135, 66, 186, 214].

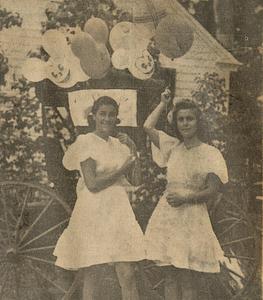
[165, 0, 241, 66]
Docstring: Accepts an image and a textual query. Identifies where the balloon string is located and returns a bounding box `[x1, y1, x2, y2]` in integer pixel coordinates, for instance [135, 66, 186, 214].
[143, 0, 161, 28]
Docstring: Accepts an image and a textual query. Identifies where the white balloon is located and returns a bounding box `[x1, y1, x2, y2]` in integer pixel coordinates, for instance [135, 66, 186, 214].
[111, 48, 130, 70]
[42, 30, 69, 59]
[128, 48, 155, 80]
[21, 58, 47, 82]
[110, 22, 150, 52]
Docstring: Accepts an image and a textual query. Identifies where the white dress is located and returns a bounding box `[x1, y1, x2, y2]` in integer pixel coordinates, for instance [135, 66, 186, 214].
[53, 133, 145, 270]
[145, 131, 228, 273]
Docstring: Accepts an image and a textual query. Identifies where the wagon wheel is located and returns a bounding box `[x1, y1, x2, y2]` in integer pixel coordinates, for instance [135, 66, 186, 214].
[0, 181, 81, 300]
[142, 187, 259, 300]
[207, 189, 259, 299]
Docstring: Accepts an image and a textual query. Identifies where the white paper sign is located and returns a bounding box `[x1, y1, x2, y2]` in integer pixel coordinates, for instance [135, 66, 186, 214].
[68, 89, 137, 127]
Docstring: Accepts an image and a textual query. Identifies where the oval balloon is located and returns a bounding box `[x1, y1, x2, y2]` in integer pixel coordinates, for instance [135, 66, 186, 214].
[80, 44, 110, 79]
[111, 48, 130, 70]
[42, 30, 69, 59]
[84, 17, 109, 44]
[21, 58, 47, 82]
[155, 15, 194, 59]
[71, 32, 97, 58]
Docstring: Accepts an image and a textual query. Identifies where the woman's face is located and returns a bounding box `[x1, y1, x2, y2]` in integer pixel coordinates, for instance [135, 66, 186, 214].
[93, 104, 118, 135]
[176, 109, 198, 140]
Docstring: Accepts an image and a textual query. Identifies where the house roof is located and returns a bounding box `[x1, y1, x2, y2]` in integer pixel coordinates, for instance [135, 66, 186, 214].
[165, 0, 242, 66]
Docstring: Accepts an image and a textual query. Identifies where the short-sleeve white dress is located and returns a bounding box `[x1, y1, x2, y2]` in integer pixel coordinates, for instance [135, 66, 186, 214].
[145, 131, 228, 273]
[53, 133, 145, 270]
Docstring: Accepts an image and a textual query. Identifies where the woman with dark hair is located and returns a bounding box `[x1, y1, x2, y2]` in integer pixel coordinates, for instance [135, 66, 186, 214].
[144, 90, 228, 299]
[54, 96, 144, 299]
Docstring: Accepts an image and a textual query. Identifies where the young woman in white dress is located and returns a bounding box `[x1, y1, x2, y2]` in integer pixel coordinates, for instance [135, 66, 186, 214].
[53, 96, 145, 300]
[144, 89, 228, 299]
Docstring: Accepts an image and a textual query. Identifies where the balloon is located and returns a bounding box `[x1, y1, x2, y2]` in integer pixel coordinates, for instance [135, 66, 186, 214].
[84, 17, 109, 44]
[71, 32, 97, 58]
[109, 22, 149, 51]
[21, 58, 47, 82]
[111, 48, 130, 70]
[155, 15, 194, 59]
[128, 48, 155, 80]
[80, 44, 111, 79]
[42, 30, 69, 59]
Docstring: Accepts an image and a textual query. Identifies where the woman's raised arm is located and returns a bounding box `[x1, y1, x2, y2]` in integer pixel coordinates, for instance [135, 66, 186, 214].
[143, 88, 171, 149]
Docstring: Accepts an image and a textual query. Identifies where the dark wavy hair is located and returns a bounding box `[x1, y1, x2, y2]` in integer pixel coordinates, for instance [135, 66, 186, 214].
[88, 96, 120, 128]
[171, 99, 209, 142]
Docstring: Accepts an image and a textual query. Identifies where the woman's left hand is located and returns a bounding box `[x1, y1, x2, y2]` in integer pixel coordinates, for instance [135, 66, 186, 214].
[166, 193, 189, 207]
[117, 133, 137, 154]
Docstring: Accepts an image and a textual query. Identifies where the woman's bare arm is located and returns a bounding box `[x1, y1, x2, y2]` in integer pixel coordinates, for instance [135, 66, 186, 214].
[143, 88, 171, 149]
[166, 173, 223, 207]
[80, 156, 134, 193]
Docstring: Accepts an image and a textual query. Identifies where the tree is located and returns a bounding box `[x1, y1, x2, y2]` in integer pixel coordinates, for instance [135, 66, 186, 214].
[0, 6, 22, 86]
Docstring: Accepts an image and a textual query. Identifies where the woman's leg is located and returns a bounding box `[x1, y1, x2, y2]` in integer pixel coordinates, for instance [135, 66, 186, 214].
[179, 269, 198, 300]
[115, 262, 139, 300]
[82, 265, 104, 300]
[164, 267, 181, 300]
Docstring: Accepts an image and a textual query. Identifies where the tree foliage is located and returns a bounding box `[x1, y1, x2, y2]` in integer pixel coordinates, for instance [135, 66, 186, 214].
[0, 6, 22, 86]
[0, 78, 47, 182]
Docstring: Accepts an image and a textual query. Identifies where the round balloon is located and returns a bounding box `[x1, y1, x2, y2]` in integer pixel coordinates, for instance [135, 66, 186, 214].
[71, 32, 97, 58]
[155, 15, 194, 59]
[110, 21, 150, 52]
[128, 48, 155, 80]
[42, 30, 68, 59]
[111, 48, 130, 70]
[21, 58, 47, 82]
[80, 44, 110, 79]
[84, 17, 109, 44]
[109, 22, 135, 51]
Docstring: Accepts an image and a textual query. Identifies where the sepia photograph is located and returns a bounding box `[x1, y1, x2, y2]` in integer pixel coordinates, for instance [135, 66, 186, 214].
[0, 0, 262, 299]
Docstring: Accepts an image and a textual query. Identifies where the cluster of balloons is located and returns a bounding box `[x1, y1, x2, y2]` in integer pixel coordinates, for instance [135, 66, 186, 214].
[110, 22, 155, 80]
[22, 13, 195, 87]
[22, 30, 88, 88]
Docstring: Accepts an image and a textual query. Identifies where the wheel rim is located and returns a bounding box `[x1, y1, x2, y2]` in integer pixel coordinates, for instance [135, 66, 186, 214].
[0, 181, 80, 300]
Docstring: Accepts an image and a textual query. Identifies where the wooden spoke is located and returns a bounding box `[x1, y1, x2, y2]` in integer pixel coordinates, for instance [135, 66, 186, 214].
[18, 199, 54, 245]
[7, 208, 18, 224]
[21, 255, 55, 265]
[25, 261, 67, 294]
[218, 276, 234, 297]
[223, 266, 245, 280]
[0, 265, 11, 298]
[0, 190, 12, 246]
[218, 219, 242, 238]
[209, 194, 223, 217]
[152, 279, 165, 290]
[217, 217, 240, 224]
[143, 264, 156, 270]
[15, 186, 30, 245]
[19, 218, 69, 250]
[61, 271, 82, 300]
[221, 236, 255, 247]
[224, 254, 255, 261]
[14, 265, 20, 300]
[19, 245, 56, 254]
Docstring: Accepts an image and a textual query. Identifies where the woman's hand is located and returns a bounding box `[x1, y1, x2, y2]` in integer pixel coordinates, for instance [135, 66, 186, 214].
[117, 133, 137, 154]
[119, 155, 136, 173]
[160, 87, 172, 105]
[166, 192, 190, 207]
